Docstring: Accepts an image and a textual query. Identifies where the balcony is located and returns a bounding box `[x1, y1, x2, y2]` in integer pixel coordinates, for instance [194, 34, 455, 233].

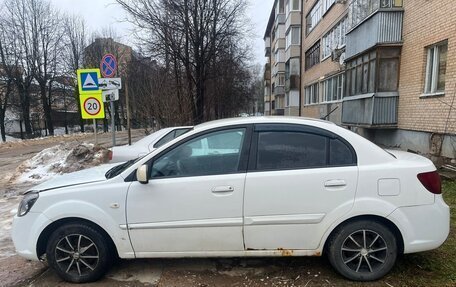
[341, 93, 398, 127]
[285, 45, 300, 61]
[272, 63, 286, 75]
[285, 11, 301, 30]
[265, 37, 271, 57]
[274, 108, 285, 116]
[345, 0, 403, 59]
[273, 86, 285, 96]
[275, 14, 285, 27]
[264, 63, 271, 81]
[285, 75, 300, 92]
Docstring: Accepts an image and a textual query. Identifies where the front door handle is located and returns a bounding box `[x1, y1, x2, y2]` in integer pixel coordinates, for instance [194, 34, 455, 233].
[211, 186, 234, 193]
[324, 180, 347, 188]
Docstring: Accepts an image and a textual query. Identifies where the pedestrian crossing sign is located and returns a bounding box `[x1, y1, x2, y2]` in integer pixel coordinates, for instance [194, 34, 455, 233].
[77, 69, 102, 94]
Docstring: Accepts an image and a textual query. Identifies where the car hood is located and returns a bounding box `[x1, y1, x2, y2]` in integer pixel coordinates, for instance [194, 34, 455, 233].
[28, 163, 119, 193]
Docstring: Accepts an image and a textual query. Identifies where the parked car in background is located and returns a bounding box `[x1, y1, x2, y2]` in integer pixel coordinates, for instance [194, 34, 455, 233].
[12, 117, 449, 283]
[109, 126, 192, 162]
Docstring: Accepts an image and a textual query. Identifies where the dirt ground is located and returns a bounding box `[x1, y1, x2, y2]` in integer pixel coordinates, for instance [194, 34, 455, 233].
[0, 130, 454, 287]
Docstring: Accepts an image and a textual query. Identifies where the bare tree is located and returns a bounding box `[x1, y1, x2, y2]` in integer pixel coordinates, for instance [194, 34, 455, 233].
[116, 0, 251, 124]
[28, 0, 65, 136]
[3, 0, 38, 138]
[0, 6, 15, 141]
[63, 14, 88, 132]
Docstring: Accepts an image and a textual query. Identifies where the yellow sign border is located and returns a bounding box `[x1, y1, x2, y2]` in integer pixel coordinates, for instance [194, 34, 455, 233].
[79, 93, 105, 119]
[77, 68, 102, 95]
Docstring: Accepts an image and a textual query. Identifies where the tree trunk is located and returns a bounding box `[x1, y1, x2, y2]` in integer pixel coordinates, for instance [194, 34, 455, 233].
[20, 90, 33, 137]
[0, 109, 5, 142]
[74, 88, 85, 132]
[40, 83, 54, 136]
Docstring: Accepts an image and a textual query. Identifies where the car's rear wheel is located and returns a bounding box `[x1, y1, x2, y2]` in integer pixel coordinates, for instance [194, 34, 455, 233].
[46, 223, 112, 283]
[327, 220, 398, 281]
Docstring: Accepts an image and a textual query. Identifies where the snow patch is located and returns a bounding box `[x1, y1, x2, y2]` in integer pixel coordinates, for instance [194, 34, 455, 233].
[12, 142, 110, 184]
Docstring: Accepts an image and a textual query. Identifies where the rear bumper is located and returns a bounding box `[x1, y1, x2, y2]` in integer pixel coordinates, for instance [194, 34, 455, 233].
[388, 195, 450, 254]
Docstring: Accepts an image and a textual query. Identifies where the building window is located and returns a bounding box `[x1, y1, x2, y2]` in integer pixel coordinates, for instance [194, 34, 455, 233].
[306, 1, 322, 34]
[323, 74, 344, 102]
[424, 41, 448, 94]
[322, 0, 336, 11]
[305, 41, 320, 70]
[274, 49, 285, 63]
[277, 73, 285, 86]
[292, 0, 300, 10]
[276, 0, 285, 15]
[285, 0, 300, 14]
[305, 82, 320, 105]
[322, 16, 348, 59]
[286, 26, 301, 49]
[306, 0, 336, 34]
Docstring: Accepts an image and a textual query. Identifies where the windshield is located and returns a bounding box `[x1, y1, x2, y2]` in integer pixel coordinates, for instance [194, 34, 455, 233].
[105, 156, 144, 179]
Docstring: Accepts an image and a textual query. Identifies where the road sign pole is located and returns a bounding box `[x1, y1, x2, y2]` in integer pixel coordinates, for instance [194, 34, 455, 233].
[126, 79, 131, 146]
[110, 100, 116, 147]
[93, 119, 98, 145]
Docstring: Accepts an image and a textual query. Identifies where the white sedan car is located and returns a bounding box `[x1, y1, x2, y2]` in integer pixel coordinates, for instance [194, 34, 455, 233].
[110, 126, 192, 163]
[12, 117, 449, 283]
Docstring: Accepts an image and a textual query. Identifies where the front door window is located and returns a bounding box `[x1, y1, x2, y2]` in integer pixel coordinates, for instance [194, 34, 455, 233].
[151, 128, 246, 178]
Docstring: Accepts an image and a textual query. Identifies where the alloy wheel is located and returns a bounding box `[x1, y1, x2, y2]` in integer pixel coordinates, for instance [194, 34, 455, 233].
[340, 229, 388, 274]
[54, 234, 100, 277]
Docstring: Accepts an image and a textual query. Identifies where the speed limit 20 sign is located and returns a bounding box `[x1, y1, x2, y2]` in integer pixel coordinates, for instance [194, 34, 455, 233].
[80, 94, 105, 119]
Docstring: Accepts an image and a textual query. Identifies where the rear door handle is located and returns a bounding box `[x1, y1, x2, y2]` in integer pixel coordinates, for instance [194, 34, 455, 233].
[211, 186, 234, 193]
[324, 180, 347, 188]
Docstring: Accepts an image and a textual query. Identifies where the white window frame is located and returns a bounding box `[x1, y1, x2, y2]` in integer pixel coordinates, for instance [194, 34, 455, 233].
[291, 0, 300, 11]
[322, 74, 344, 103]
[424, 42, 448, 95]
[322, 16, 348, 59]
[277, 73, 285, 86]
[305, 82, 320, 105]
[307, 0, 336, 34]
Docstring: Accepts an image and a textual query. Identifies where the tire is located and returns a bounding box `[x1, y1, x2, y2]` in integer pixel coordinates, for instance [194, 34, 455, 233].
[327, 220, 398, 281]
[46, 223, 113, 283]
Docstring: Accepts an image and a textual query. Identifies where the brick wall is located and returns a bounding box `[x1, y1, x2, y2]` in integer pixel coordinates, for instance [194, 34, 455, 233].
[399, 0, 456, 134]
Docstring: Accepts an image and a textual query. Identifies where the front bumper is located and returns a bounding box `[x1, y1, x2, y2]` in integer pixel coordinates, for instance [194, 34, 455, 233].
[388, 195, 450, 254]
[12, 212, 52, 261]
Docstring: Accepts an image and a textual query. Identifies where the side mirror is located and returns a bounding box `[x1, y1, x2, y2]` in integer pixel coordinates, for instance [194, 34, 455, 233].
[136, 164, 149, 184]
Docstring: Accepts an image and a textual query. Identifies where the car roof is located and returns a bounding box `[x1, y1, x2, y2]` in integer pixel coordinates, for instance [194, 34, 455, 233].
[194, 116, 335, 131]
[134, 126, 193, 146]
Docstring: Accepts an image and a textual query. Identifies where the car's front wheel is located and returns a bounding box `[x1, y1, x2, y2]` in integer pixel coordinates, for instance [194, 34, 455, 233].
[46, 223, 112, 283]
[327, 220, 398, 281]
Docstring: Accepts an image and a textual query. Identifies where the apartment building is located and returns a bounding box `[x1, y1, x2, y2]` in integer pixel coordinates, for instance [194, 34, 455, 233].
[301, 0, 349, 124]
[264, 0, 455, 159]
[264, 0, 302, 116]
[373, 0, 456, 159]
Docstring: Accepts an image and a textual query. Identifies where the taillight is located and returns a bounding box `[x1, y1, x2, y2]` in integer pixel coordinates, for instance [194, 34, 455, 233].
[417, 171, 441, 194]
[108, 150, 113, 161]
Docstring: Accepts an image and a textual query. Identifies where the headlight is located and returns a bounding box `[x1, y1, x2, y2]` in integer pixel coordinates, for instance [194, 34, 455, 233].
[18, 192, 39, 217]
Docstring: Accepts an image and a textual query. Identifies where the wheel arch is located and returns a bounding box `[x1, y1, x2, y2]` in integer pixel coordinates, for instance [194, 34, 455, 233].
[322, 215, 404, 256]
[36, 217, 119, 259]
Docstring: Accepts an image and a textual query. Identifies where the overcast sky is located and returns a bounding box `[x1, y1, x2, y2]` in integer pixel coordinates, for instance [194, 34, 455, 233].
[50, 0, 274, 66]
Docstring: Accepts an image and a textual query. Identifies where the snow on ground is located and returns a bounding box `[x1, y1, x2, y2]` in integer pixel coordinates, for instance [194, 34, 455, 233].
[12, 142, 110, 184]
[1, 135, 21, 144]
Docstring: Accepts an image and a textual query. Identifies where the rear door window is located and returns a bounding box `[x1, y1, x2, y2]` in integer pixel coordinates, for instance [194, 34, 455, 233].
[257, 131, 327, 170]
[253, 124, 356, 171]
